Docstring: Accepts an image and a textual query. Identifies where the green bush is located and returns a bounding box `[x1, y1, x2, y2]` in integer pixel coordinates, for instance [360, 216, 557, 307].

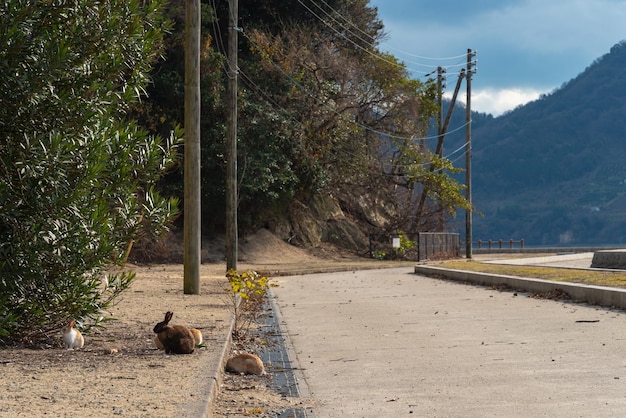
[226, 270, 270, 340]
[0, 0, 180, 345]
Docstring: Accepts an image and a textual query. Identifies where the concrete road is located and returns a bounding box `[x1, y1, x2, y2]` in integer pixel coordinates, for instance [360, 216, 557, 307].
[271, 267, 626, 417]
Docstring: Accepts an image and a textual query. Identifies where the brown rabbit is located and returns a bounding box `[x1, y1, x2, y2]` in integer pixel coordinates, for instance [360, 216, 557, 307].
[152, 311, 195, 354]
[225, 353, 265, 375]
[154, 327, 202, 350]
[62, 319, 84, 350]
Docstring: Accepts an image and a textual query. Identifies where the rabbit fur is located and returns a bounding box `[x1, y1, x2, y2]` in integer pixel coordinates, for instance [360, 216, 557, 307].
[225, 352, 265, 376]
[154, 327, 202, 350]
[62, 319, 84, 350]
[153, 311, 195, 354]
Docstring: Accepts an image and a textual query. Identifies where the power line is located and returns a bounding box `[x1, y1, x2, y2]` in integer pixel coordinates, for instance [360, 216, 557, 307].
[240, 64, 471, 168]
[302, 0, 467, 72]
[296, 0, 438, 76]
[207, 3, 473, 169]
[209, 0, 235, 75]
[314, 0, 468, 62]
[243, 31, 459, 143]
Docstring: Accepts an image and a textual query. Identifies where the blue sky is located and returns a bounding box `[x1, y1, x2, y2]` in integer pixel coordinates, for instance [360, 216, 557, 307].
[368, 0, 626, 116]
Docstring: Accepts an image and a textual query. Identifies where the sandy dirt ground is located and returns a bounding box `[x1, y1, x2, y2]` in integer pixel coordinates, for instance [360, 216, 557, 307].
[0, 229, 415, 418]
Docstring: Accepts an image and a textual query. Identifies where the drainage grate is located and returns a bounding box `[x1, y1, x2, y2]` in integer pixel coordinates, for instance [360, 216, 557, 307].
[259, 297, 315, 418]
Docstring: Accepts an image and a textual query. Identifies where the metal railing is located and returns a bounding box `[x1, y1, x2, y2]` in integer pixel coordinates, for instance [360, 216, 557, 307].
[369, 232, 460, 261]
[474, 239, 524, 249]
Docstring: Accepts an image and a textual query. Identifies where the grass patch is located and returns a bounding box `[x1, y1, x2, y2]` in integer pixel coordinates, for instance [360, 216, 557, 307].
[437, 261, 626, 289]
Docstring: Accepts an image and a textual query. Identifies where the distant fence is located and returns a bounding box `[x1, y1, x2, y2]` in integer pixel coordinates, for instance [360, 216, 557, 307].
[473, 239, 524, 249]
[419, 233, 461, 261]
[369, 232, 460, 261]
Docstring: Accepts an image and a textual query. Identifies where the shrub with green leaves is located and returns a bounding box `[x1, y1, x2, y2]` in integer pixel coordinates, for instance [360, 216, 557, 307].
[226, 269, 270, 340]
[395, 231, 417, 257]
[0, 0, 180, 345]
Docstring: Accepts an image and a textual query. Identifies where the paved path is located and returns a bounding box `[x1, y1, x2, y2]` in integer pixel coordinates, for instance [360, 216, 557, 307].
[271, 267, 626, 417]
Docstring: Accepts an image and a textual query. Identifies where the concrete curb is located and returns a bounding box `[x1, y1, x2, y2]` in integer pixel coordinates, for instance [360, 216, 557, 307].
[200, 293, 314, 418]
[199, 313, 236, 418]
[414, 264, 626, 309]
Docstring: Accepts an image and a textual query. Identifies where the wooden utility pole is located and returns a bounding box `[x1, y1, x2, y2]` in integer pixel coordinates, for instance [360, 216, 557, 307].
[183, 0, 201, 294]
[465, 49, 475, 259]
[436, 67, 445, 230]
[434, 67, 468, 230]
[418, 67, 465, 230]
[438, 68, 465, 151]
[436, 67, 444, 145]
[225, 0, 238, 271]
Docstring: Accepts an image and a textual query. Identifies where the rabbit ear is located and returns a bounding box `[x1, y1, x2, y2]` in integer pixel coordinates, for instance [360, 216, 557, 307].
[68, 319, 75, 328]
[165, 311, 173, 323]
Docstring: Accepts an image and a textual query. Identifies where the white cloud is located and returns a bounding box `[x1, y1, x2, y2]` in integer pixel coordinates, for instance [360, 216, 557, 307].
[446, 87, 548, 116]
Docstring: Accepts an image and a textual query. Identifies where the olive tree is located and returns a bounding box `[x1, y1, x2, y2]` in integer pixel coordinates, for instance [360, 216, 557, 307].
[0, 0, 180, 344]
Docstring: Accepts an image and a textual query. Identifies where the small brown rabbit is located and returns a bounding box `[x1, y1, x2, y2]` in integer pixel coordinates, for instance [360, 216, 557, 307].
[154, 327, 202, 350]
[190, 328, 203, 345]
[62, 319, 84, 350]
[152, 311, 195, 354]
[225, 353, 265, 376]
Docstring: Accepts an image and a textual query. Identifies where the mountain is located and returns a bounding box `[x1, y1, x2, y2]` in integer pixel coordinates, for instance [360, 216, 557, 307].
[442, 41, 626, 246]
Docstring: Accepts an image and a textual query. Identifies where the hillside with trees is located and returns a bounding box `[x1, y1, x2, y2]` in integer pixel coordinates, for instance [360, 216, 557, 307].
[441, 40, 626, 246]
[135, 0, 470, 252]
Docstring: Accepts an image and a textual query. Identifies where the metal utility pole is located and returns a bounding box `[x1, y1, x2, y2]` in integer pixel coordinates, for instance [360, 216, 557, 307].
[225, 0, 239, 271]
[183, 0, 201, 294]
[465, 49, 475, 259]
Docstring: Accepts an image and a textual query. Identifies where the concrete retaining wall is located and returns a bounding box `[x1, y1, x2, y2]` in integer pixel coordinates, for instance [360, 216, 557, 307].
[591, 250, 626, 269]
[414, 265, 626, 310]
